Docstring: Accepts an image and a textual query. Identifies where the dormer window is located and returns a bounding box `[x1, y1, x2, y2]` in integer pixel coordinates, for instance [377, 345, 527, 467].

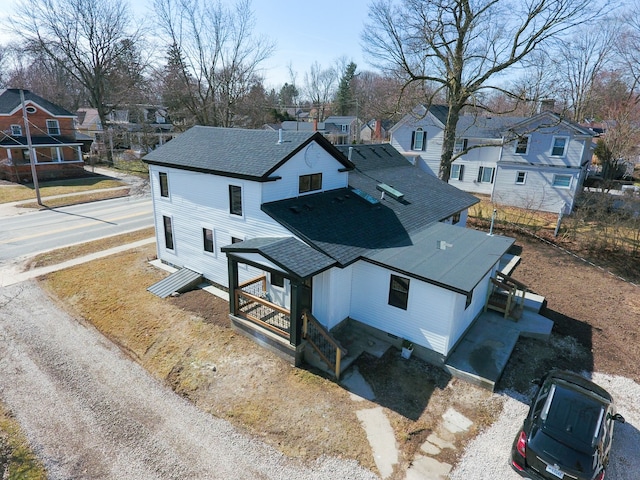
[515, 136, 530, 154]
[46, 119, 60, 136]
[412, 128, 426, 151]
[10, 124, 22, 136]
[454, 138, 468, 153]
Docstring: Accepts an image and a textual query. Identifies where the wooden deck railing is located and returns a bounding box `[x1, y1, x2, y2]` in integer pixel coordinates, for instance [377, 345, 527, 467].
[235, 275, 290, 339]
[302, 310, 348, 379]
[485, 271, 527, 321]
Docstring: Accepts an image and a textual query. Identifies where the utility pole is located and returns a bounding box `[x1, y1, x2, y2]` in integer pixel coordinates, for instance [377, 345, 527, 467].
[20, 89, 42, 206]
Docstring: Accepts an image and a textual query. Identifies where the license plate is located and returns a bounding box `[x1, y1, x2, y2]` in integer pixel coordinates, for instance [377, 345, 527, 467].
[545, 464, 564, 479]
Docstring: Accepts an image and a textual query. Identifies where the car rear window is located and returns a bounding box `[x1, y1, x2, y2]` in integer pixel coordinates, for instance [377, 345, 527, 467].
[540, 384, 605, 449]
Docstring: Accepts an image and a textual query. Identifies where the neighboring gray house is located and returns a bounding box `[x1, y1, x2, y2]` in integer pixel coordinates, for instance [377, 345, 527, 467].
[143, 127, 515, 376]
[323, 116, 359, 144]
[390, 105, 595, 213]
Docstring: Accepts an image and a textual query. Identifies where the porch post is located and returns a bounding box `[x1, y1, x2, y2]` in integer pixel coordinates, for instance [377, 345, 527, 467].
[227, 256, 239, 316]
[289, 281, 302, 347]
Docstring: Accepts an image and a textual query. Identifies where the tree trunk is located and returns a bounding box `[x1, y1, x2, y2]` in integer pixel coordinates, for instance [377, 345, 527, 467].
[439, 103, 463, 182]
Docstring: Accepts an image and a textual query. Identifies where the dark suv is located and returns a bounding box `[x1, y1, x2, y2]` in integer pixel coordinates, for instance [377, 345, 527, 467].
[511, 370, 625, 480]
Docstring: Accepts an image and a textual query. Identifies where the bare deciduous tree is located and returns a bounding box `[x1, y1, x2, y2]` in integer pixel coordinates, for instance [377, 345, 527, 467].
[10, 0, 145, 163]
[363, 0, 606, 181]
[554, 27, 615, 122]
[303, 62, 336, 122]
[154, 0, 274, 127]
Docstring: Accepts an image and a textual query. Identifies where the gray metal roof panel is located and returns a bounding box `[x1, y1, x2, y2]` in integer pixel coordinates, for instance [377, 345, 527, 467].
[147, 267, 203, 298]
[368, 222, 515, 293]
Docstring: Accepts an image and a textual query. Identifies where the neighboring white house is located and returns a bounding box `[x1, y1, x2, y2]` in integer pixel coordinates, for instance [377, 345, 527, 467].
[390, 105, 595, 213]
[143, 127, 515, 371]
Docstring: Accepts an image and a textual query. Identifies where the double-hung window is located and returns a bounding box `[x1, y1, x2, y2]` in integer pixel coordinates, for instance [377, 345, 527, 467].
[477, 166, 495, 183]
[10, 124, 22, 136]
[411, 128, 426, 151]
[451, 164, 464, 181]
[299, 173, 322, 194]
[202, 228, 214, 253]
[46, 119, 60, 136]
[229, 185, 243, 216]
[163, 216, 174, 250]
[453, 138, 468, 153]
[388, 274, 410, 310]
[159, 172, 169, 198]
[515, 171, 527, 184]
[515, 136, 529, 154]
[551, 136, 568, 157]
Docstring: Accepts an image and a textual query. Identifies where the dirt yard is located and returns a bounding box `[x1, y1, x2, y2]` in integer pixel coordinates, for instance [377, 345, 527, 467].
[34, 225, 640, 479]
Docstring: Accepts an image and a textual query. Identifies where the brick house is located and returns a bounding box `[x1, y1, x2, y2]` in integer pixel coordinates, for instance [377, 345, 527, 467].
[0, 88, 85, 183]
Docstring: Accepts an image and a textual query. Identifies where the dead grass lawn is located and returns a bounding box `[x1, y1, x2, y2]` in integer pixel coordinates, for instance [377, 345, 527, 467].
[0, 177, 125, 204]
[38, 244, 497, 478]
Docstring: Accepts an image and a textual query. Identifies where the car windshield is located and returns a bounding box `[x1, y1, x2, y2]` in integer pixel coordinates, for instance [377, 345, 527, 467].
[540, 383, 605, 450]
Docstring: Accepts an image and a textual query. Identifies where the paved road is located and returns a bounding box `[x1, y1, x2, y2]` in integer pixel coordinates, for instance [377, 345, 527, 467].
[0, 281, 377, 480]
[0, 195, 153, 263]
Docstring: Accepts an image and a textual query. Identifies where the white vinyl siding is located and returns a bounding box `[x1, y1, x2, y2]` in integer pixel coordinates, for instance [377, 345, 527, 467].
[262, 141, 349, 202]
[312, 266, 353, 330]
[149, 165, 292, 287]
[350, 261, 457, 356]
[492, 165, 580, 213]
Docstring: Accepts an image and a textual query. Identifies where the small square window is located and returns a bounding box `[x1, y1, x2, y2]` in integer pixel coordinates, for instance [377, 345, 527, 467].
[553, 174, 572, 188]
[516, 171, 526, 184]
[451, 164, 464, 181]
[388, 274, 410, 310]
[10, 124, 22, 136]
[163, 216, 174, 250]
[46, 119, 60, 136]
[299, 173, 322, 194]
[229, 185, 242, 216]
[231, 236, 243, 244]
[203, 228, 214, 253]
[515, 136, 529, 154]
[159, 172, 169, 197]
[271, 272, 285, 288]
[551, 137, 568, 157]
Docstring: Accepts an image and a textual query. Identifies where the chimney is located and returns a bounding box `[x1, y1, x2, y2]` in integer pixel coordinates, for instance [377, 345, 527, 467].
[313, 118, 318, 131]
[374, 119, 382, 140]
[539, 99, 555, 113]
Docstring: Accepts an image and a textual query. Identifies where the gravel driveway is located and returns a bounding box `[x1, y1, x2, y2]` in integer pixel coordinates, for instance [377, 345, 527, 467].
[0, 281, 377, 480]
[450, 373, 640, 479]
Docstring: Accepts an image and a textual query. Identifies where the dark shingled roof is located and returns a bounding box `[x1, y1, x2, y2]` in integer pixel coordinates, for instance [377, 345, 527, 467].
[143, 126, 353, 180]
[221, 237, 336, 279]
[262, 144, 481, 268]
[0, 89, 74, 116]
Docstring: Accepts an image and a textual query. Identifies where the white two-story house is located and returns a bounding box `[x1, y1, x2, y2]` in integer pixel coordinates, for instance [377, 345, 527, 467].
[143, 127, 515, 375]
[390, 105, 594, 213]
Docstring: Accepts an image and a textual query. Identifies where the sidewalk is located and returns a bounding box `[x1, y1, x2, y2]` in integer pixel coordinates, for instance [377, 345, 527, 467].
[0, 165, 149, 218]
[0, 237, 156, 287]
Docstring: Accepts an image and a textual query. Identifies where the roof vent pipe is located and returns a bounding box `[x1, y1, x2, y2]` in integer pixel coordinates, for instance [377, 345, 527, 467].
[278, 128, 283, 144]
[348, 146, 353, 161]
